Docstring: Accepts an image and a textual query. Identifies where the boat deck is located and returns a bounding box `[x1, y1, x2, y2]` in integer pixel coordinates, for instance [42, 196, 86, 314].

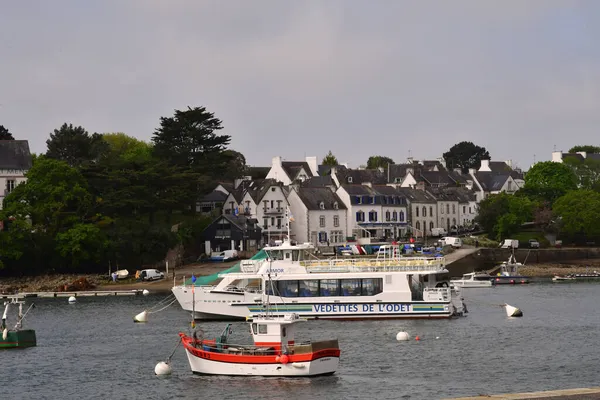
[1, 290, 144, 299]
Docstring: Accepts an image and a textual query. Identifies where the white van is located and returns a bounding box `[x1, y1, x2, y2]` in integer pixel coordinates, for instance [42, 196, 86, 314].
[500, 239, 519, 249]
[431, 228, 447, 237]
[140, 269, 165, 281]
[443, 237, 462, 248]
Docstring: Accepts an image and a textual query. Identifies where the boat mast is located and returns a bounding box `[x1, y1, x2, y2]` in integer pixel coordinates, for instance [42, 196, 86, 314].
[286, 206, 291, 241]
[1, 301, 8, 330]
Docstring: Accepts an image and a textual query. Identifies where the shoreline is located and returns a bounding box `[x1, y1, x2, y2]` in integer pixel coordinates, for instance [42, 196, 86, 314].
[2, 258, 600, 295]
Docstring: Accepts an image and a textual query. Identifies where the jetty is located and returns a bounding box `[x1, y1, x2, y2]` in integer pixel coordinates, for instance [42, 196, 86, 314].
[446, 386, 600, 399]
[1, 290, 144, 299]
[445, 246, 480, 265]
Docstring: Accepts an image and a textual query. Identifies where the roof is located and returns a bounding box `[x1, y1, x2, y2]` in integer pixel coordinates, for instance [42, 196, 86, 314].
[488, 161, 513, 173]
[220, 214, 260, 230]
[217, 182, 234, 194]
[302, 175, 334, 187]
[281, 161, 312, 181]
[475, 172, 511, 192]
[201, 190, 228, 202]
[247, 166, 270, 180]
[340, 184, 408, 206]
[244, 179, 279, 203]
[394, 187, 437, 203]
[0, 140, 32, 170]
[295, 187, 347, 210]
[334, 166, 387, 185]
[561, 153, 585, 162]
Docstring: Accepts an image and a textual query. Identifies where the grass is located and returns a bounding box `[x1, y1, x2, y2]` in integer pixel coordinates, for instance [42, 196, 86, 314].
[462, 235, 499, 248]
[512, 231, 550, 248]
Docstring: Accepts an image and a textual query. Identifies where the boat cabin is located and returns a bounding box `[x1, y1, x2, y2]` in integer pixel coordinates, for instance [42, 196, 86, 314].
[248, 313, 304, 352]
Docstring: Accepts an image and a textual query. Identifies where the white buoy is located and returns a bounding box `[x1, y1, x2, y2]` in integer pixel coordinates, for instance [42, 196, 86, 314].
[435, 336, 440, 340]
[68, 296, 76, 303]
[142, 289, 150, 296]
[396, 331, 410, 341]
[134, 310, 148, 323]
[155, 361, 172, 376]
[2, 328, 7, 340]
[504, 303, 523, 317]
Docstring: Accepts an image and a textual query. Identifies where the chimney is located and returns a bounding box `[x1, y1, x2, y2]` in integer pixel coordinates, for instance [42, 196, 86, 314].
[479, 159, 491, 172]
[407, 156, 414, 164]
[272, 156, 282, 167]
[305, 156, 318, 176]
[469, 168, 477, 176]
[438, 157, 446, 169]
[551, 151, 563, 163]
[407, 167, 414, 175]
[505, 159, 513, 169]
[453, 168, 461, 174]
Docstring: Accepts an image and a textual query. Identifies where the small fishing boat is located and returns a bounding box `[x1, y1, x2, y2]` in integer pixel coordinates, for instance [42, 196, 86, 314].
[493, 252, 531, 285]
[451, 272, 494, 288]
[1, 297, 36, 349]
[552, 275, 576, 282]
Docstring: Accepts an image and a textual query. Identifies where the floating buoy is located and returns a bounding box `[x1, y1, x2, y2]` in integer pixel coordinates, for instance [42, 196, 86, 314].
[504, 304, 523, 317]
[142, 289, 150, 296]
[134, 310, 148, 323]
[68, 296, 76, 303]
[435, 336, 440, 340]
[415, 335, 420, 341]
[396, 331, 410, 341]
[154, 361, 172, 376]
[2, 328, 7, 340]
[280, 354, 289, 364]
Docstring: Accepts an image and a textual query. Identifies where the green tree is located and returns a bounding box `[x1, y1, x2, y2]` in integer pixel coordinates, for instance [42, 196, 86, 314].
[553, 190, 600, 239]
[443, 141, 490, 173]
[366, 155, 394, 170]
[475, 192, 534, 239]
[322, 151, 338, 167]
[563, 157, 600, 191]
[475, 192, 511, 235]
[523, 161, 578, 203]
[102, 132, 152, 164]
[46, 123, 109, 167]
[0, 125, 15, 140]
[568, 145, 600, 154]
[221, 149, 248, 181]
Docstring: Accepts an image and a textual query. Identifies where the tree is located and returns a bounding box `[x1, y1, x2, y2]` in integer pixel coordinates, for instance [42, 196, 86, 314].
[568, 145, 600, 154]
[563, 157, 600, 191]
[322, 151, 338, 167]
[442, 141, 490, 173]
[366, 156, 394, 170]
[0, 125, 15, 140]
[221, 150, 247, 181]
[475, 192, 511, 235]
[553, 190, 600, 239]
[46, 123, 109, 167]
[475, 192, 534, 239]
[524, 161, 578, 203]
[101, 132, 152, 164]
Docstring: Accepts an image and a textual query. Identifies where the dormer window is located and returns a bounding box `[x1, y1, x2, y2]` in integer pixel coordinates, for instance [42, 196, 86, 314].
[319, 202, 325, 210]
[333, 202, 339, 210]
[347, 177, 353, 183]
[370, 196, 375, 204]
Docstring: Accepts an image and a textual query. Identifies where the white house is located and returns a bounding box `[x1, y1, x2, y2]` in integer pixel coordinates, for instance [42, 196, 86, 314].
[0, 141, 32, 210]
[265, 156, 318, 185]
[394, 188, 438, 239]
[255, 181, 290, 243]
[286, 186, 347, 246]
[335, 184, 408, 241]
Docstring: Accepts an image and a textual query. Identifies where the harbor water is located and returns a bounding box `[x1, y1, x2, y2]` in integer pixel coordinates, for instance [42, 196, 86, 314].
[4, 281, 600, 400]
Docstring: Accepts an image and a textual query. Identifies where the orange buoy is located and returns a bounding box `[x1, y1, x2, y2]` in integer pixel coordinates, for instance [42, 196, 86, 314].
[280, 354, 289, 364]
[415, 336, 420, 341]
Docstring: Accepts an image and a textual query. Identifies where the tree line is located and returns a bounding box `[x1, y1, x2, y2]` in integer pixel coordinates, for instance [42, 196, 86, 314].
[0, 107, 246, 276]
[476, 145, 600, 243]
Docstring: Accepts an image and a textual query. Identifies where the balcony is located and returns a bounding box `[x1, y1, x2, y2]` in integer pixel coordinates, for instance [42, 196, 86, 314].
[263, 207, 283, 215]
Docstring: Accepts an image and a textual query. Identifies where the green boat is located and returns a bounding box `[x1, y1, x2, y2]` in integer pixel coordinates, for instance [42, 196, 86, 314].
[1, 297, 36, 349]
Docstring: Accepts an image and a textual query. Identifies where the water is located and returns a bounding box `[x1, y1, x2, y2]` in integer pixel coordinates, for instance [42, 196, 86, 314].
[4, 283, 600, 400]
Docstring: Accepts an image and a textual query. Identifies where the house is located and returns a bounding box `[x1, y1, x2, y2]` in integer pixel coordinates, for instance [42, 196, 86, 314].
[255, 181, 290, 243]
[387, 158, 446, 184]
[552, 150, 600, 164]
[335, 184, 408, 241]
[301, 175, 337, 191]
[428, 188, 461, 233]
[0, 140, 32, 210]
[330, 165, 387, 188]
[477, 159, 525, 188]
[441, 187, 478, 227]
[400, 168, 471, 190]
[201, 214, 262, 253]
[197, 190, 228, 214]
[265, 156, 318, 185]
[470, 160, 521, 202]
[394, 187, 438, 239]
[214, 182, 234, 196]
[287, 186, 347, 246]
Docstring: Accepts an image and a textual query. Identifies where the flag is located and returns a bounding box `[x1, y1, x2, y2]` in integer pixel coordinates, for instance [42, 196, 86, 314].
[288, 208, 295, 222]
[233, 207, 239, 217]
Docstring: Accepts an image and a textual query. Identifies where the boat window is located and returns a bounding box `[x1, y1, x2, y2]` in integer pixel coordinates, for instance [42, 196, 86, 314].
[270, 250, 283, 260]
[252, 323, 257, 335]
[361, 278, 383, 296]
[292, 250, 300, 261]
[299, 280, 318, 297]
[285, 252, 291, 259]
[258, 324, 268, 334]
[319, 279, 339, 296]
[340, 279, 362, 296]
[277, 280, 299, 297]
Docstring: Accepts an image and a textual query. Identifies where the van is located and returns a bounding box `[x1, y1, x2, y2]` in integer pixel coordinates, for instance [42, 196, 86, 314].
[140, 269, 165, 281]
[500, 239, 519, 249]
[443, 237, 462, 248]
[431, 228, 447, 237]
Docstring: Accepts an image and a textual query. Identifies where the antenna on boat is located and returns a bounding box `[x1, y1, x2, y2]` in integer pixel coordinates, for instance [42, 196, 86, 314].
[285, 206, 292, 242]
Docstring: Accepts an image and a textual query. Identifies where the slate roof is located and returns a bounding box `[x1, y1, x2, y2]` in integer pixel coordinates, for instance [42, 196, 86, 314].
[282, 161, 312, 181]
[220, 214, 260, 230]
[296, 187, 346, 210]
[247, 166, 270, 180]
[340, 184, 408, 206]
[488, 161, 513, 173]
[394, 187, 437, 204]
[201, 190, 228, 202]
[244, 179, 280, 203]
[560, 153, 585, 162]
[302, 175, 334, 187]
[217, 182, 234, 194]
[334, 165, 387, 185]
[475, 172, 510, 192]
[437, 187, 477, 203]
[0, 140, 32, 170]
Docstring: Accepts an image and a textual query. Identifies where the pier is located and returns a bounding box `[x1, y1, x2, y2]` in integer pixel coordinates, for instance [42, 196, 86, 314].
[1, 290, 144, 299]
[446, 387, 600, 399]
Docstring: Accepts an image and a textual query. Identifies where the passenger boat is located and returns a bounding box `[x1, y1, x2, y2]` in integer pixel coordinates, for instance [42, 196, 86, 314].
[179, 312, 340, 377]
[1, 297, 36, 349]
[492, 252, 531, 285]
[172, 226, 466, 320]
[451, 272, 494, 288]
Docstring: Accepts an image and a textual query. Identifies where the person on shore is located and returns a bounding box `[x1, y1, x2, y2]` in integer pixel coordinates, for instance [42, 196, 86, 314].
[111, 272, 117, 283]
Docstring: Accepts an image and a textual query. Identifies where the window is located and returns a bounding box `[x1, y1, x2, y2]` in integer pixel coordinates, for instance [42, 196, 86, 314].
[370, 196, 375, 204]
[319, 202, 325, 210]
[429, 206, 433, 216]
[276, 217, 282, 229]
[469, 207, 472, 213]
[452, 204, 456, 214]
[333, 215, 339, 227]
[271, 200, 274, 208]
[319, 215, 325, 227]
[277, 280, 299, 297]
[441, 217, 444, 226]
[368, 211, 378, 222]
[430, 221, 434, 231]
[258, 324, 268, 334]
[446, 204, 450, 214]
[271, 187, 276, 192]
[330, 230, 343, 243]
[392, 211, 397, 221]
[452, 218, 456, 226]
[416, 207, 419, 217]
[463, 206, 466, 213]
[263, 218, 268, 229]
[422, 206, 427, 217]
[341, 279, 362, 296]
[361, 279, 383, 296]
[320, 279, 339, 296]
[441, 204, 444, 214]
[356, 211, 365, 222]
[385, 211, 391, 221]
[318, 231, 328, 243]
[399, 211, 405, 222]
[416, 221, 421, 231]
[356, 196, 362, 204]
[333, 202, 339, 210]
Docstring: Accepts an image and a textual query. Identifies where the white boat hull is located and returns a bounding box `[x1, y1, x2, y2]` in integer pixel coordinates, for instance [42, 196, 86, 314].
[451, 281, 493, 288]
[183, 348, 338, 376]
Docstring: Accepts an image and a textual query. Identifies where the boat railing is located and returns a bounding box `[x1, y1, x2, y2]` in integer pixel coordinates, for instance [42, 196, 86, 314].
[240, 259, 267, 273]
[300, 257, 445, 273]
[423, 287, 451, 302]
[189, 338, 338, 356]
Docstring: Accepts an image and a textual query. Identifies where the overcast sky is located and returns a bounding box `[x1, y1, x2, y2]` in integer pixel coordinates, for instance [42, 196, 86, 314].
[1, 1, 599, 171]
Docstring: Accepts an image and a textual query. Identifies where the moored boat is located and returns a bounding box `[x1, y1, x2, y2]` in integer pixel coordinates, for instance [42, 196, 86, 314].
[493, 252, 531, 285]
[451, 272, 494, 288]
[1, 297, 36, 349]
[552, 275, 576, 282]
[179, 312, 340, 376]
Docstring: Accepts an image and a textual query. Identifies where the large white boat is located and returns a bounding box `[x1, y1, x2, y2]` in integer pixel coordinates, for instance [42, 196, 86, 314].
[451, 272, 494, 288]
[172, 240, 467, 320]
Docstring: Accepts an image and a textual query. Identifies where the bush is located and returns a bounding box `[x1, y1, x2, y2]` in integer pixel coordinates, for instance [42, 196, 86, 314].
[462, 235, 499, 248]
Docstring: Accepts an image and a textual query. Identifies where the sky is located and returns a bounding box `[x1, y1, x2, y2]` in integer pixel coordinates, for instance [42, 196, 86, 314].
[1, 0, 600, 171]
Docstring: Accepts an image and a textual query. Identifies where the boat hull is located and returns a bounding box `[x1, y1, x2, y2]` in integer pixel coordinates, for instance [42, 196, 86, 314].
[0, 329, 37, 349]
[451, 281, 493, 288]
[493, 276, 531, 285]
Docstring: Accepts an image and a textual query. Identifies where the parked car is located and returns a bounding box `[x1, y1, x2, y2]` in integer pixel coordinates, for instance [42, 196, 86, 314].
[140, 269, 165, 281]
[529, 239, 540, 248]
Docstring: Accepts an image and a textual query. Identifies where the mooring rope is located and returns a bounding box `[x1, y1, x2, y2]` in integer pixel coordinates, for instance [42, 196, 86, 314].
[148, 298, 178, 314]
[166, 337, 182, 363]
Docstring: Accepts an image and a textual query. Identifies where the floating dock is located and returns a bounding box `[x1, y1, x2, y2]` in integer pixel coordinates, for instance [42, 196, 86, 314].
[447, 386, 600, 399]
[1, 290, 144, 299]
